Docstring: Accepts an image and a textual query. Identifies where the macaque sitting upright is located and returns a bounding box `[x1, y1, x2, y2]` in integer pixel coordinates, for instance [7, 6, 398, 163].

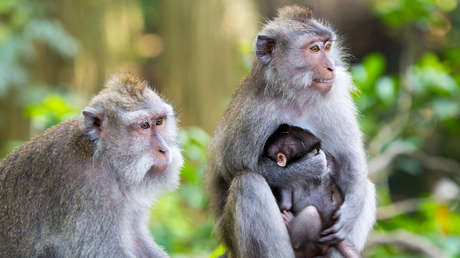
[264, 124, 359, 258]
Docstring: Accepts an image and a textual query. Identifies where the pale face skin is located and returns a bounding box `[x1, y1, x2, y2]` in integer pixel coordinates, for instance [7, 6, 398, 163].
[129, 112, 171, 173]
[93, 92, 178, 185]
[302, 36, 335, 93]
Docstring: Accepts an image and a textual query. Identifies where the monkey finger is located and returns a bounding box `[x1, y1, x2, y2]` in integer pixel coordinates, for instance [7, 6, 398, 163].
[317, 231, 345, 245]
[332, 209, 342, 220]
[321, 222, 343, 236]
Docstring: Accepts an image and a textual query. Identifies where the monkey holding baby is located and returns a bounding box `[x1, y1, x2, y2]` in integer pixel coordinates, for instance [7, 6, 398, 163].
[207, 5, 376, 258]
[0, 74, 183, 257]
[265, 124, 359, 258]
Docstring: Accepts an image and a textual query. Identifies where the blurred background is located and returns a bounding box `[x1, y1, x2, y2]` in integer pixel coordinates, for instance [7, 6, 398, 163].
[1, 0, 460, 257]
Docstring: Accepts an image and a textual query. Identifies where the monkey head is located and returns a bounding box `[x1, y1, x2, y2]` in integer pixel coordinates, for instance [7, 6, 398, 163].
[255, 5, 345, 100]
[264, 125, 322, 168]
[80, 74, 183, 189]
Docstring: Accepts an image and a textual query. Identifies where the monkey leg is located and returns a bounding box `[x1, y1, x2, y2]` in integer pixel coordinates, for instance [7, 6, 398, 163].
[288, 205, 326, 258]
[335, 240, 361, 258]
[223, 172, 295, 258]
[279, 188, 293, 211]
[289, 205, 322, 249]
[289, 206, 359, 258]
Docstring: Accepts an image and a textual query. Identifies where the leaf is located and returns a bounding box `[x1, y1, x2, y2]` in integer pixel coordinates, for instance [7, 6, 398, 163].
[23, 19, 78, 58]
[376, 76, 396, 104]
[431, 98, 460, 120]
[351, 53, 386, 91]
[209, 245, 226, 258]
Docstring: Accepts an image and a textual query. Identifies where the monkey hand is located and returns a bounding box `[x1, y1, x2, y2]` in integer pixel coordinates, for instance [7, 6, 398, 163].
[317, 203, 351, 245]
[282, 210, 294, 228]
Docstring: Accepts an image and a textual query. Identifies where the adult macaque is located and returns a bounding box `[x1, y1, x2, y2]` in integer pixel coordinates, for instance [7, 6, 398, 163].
[0, 74, 183, 257]
[265, 125, 360, 258]
[207, 6, 375, 258]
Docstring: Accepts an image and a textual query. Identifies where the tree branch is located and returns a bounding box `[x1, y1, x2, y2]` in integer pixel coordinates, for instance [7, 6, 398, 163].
[365, 230, 446, 258]
[376, 198, 422, 220]
[368, 140, 414, 177]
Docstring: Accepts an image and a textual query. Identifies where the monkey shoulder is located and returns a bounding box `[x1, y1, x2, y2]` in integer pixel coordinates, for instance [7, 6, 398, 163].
[215, 97, 276, 169]
[0, 119, 93, 183]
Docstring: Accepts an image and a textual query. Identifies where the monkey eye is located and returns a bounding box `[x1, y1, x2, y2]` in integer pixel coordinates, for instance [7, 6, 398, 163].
[155, 117, 164, 126]
[310, 45, 320, 52]
[325, 41, 332, 51]
[140, 121, 151, 129]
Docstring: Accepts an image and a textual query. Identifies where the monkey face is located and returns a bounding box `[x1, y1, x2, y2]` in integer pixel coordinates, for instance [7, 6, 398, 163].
[255, 15, 341, 98]
[302, 37, 335, 93]
[82, 77, 183, 186]
[110, 98, 180, 183]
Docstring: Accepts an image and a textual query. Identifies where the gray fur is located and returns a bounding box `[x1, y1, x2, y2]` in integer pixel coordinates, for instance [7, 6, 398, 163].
[207, 6, 375, 258]
[0, 74, 183, 258]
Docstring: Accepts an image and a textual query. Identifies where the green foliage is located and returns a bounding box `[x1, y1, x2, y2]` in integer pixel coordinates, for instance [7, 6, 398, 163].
[236, 39, 254, 73]
[149, 127, 218, 255]
[355, 50, 460, 257]
[0, 0, 77, 96]
[367, 245, 421, 258]
[352, 53, 397, 138]
[353, 50, 460, 142]
[0, 1, 459, 257]
[374, 199, 460, 257]
[377, 199, 460, 234]
[209, 245, 226, 258]
[372, 0, 455, 28]
[25, 94, 79, 130]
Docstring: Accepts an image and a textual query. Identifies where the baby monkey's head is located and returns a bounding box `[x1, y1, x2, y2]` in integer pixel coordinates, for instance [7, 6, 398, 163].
[264, 124, 321, 167]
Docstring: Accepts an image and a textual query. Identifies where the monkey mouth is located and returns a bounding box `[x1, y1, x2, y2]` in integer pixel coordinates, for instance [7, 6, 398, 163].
[312, 78, 334, 84]
[312, 78, 334, 93]
[149, 162, 169, 174]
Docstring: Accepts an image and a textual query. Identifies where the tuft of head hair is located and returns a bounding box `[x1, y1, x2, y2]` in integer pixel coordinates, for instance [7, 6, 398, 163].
[105, 73, 148, 99]
[276, 5, 313, 23]
[87, 73, 155, 112]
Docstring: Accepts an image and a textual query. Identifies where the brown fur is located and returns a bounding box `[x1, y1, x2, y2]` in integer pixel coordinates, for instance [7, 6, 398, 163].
[89, 73, 153, 112]
[276, 5, 313, 23]
[0, 74, 181, 257]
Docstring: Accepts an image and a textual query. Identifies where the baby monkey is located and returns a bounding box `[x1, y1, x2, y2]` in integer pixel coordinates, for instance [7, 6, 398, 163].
[264, 125, 360, 258]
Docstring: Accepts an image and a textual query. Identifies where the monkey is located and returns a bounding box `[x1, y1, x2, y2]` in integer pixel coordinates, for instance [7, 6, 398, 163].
[264, 124, 321, 168]
[0, 74, 183, 258]
[206, 5, 376, 258]
[264, 124, 360, 258]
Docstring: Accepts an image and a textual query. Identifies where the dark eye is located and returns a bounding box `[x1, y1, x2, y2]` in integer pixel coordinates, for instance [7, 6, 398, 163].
[140, 121, 150, 129]
[310, 45, 320, 52]
[325, 42, 332, 50]
[155, 117, 164, 126]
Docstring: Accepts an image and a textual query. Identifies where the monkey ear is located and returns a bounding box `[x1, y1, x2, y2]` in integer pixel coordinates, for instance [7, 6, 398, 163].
[82, 107, 104, 142]
[256, 34, 276, 64]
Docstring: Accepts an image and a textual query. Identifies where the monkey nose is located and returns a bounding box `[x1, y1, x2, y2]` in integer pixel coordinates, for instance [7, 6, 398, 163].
[327, 66, 334, 72]
[156, 146, 170, 162]
[157, 146, 168, 154]
[152, 147, 171, 173]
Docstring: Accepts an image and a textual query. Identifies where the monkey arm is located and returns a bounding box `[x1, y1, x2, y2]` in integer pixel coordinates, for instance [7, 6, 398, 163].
[257, 151, 328, 187]
[334, 178, 376, 252]
[319, 158, 375, 252]
[135, 239, 169, 258]
[222, 172, 295, 258]
[218, 101, 330, 188]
